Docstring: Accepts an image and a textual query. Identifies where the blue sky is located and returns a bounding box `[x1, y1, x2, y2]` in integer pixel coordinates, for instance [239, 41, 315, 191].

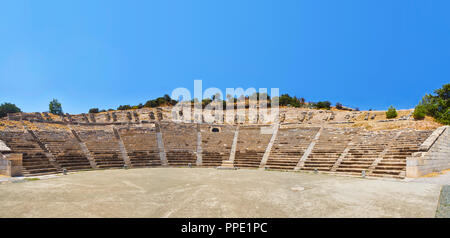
[0, 0, 449, 113]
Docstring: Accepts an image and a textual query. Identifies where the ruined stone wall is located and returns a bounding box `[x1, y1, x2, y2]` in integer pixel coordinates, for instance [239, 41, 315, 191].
[0, 153, 23, 177]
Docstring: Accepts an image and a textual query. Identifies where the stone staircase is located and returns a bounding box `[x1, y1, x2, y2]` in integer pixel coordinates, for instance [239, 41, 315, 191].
[218, 160, 236, 169]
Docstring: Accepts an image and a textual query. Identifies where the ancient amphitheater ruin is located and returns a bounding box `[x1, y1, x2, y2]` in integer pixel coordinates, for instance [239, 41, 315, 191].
[1, 107, 448, 180]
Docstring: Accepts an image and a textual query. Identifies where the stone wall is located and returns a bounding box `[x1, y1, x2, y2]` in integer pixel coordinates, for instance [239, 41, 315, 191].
[406, 126, 450, 177]
[0, 153, 23, 177]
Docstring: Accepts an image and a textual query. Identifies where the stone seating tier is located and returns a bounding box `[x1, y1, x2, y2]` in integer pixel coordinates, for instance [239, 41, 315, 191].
[371, 130, 433, 178]
[0, 131, 60, 176]
[201, 125, 236, 167]
[118, 127, 161, 168]
[166, 151, 197, 166]
[233, 127, 272, 168]
[77, 130, 125, 169]
[34, 130, 91, 171]
[0, 124, 437, 179]
[265, 127, 320, 170]
[161, 122, 198, 166]
[301, 128, 356, 172]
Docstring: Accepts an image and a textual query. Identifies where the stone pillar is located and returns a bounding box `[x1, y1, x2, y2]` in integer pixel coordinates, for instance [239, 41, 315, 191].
[228, 125, 240, 163]
[113, 127, 132, 167]
[196, 124, 203, 166]
[70, 128, 97, 169]
[155, 123, 168, 166]
[294, 127, 323, 171]
[259, 123, 279, 169]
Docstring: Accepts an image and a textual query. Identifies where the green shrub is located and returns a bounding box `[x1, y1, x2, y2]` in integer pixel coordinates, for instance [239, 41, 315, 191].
[117, 105, 132, 110]
[144, 95, 177, 108]
[0, 102, 21, 118]
[335, 102, 343, 110]
[413, 105, 426, 120]
[313, 101, 331, 110]
[278, 94, 306, 108]
[89, 108, 99, 113]
[414, 84, 449, 125]
[386, 106, 398, 119]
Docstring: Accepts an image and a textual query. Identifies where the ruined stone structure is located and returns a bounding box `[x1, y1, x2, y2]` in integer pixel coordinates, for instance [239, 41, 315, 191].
[4, 107, 397, 125]
[0, 108, 448, 179]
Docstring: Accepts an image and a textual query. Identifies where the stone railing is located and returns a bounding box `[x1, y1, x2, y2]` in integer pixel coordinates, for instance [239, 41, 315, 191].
[418, 126, 447, 151]
[406, 126, 449, 178]
[0, 139, 11, 152]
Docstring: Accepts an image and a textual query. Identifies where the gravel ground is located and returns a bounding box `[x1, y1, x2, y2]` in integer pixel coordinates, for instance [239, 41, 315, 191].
[0, 168, 441, 218]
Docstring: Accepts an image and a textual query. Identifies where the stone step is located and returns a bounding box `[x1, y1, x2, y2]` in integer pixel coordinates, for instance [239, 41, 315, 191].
[264, 165, 296, 170]
[335, 167, 368, 173]
[371, 169, 403, 175]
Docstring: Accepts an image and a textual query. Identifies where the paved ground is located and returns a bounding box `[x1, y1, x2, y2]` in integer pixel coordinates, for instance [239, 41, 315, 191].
[0, 168, 442, 218]
[409, 170, 450, 186]
[407, 170, 450, 218]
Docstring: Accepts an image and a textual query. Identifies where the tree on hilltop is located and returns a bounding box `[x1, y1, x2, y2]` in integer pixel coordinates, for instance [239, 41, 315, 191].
[89, 108, 99, 113]
[413, 83, 449, 124]
[117, 105, 132, 110]
[0, 102, 21, 118]
[49, 99, 63, 115]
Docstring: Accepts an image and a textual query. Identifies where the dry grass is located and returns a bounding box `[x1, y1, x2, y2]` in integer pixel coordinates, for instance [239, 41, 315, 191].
[47, 113, 62, 121]
[353, 109, 413, 121]
[34, 122, 70, 131]
[0, 120, 25, 131]
[340, 116, 442, 131]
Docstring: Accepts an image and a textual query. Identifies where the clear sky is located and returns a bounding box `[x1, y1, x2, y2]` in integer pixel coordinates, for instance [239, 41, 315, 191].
[1, 0, 449, 114]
